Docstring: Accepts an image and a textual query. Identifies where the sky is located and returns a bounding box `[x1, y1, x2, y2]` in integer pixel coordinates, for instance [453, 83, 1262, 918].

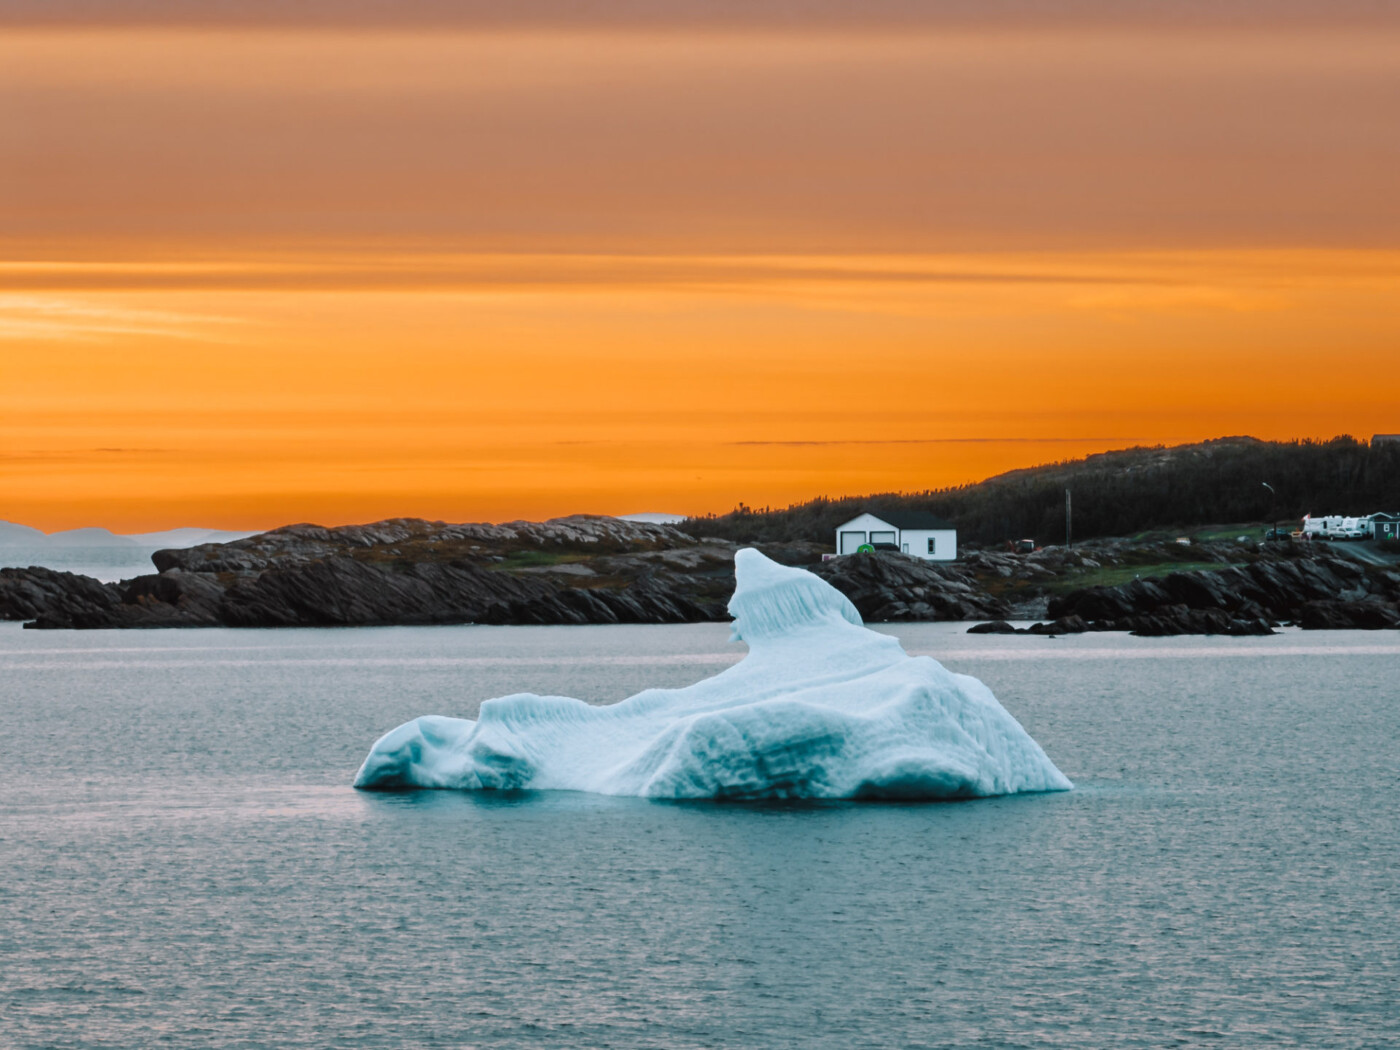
[3, 3, 1399, 530]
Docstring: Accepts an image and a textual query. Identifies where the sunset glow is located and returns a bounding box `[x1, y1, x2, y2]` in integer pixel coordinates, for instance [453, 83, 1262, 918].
[5, 17, 1399, 530]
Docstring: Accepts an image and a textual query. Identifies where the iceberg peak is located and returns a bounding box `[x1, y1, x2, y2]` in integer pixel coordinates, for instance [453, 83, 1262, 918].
[727, 547, 862, 642]
[355, 550, 1072, 800]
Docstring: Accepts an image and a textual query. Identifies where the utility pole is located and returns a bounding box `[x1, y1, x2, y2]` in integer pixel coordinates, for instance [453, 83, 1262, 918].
[1065, 489, 1072, 548]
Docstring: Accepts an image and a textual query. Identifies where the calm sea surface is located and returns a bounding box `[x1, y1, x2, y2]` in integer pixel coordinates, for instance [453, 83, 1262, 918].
[2, 622, 1397, 1049]
[0, 547, 166, 583]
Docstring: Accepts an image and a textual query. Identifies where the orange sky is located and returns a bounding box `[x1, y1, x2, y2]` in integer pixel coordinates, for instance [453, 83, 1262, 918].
[3, 13, 1399, 531]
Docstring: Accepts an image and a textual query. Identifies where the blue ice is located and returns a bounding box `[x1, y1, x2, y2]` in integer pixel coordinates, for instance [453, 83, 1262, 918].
[354, 549, 1072, 800]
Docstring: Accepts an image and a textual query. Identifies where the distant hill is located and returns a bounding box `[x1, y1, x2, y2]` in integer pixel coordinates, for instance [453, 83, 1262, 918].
[684, 436, 1400, 547]
[42, 527, 140, 548]
[0, 521, 46, 545]
[125, 527, 254, 548]
[0, 522, 256, 581]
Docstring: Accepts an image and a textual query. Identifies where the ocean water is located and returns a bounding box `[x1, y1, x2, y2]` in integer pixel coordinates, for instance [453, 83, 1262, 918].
[0, 546, 161, 583]
[2, 622, 1397, 1049]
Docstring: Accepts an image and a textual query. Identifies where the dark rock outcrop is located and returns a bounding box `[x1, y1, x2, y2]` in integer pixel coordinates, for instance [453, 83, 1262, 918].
[1120, 607, 1274, 637]
[4, 518, 759, 629]
[152, 515, 687, 574]
[20, 559, 724, 630]
[5, 517, 1397, 632]
[967, 620, 1019, 635]
[1, 567, 122, 625]
[1026, 615, 1089, 635]
[970, 609, 1273, 636]
[1296, 600, 1400, 630]
[813, 551, 1008, 623]
[1046, 547, 1398, 635]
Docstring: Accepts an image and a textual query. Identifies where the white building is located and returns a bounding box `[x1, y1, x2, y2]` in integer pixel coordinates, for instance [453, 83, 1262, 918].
[834, 511, 957, 561]
[1372, 512, 1400, 542]
[1303, 513, 1373, 539]
[1302, 514, 1341, 538]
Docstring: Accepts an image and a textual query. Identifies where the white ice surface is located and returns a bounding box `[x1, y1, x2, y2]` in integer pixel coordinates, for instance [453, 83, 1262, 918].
[354, 549, 1072, 800]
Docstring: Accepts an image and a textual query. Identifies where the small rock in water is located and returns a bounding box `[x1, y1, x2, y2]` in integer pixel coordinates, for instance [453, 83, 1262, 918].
[967, 620, 1019, 634]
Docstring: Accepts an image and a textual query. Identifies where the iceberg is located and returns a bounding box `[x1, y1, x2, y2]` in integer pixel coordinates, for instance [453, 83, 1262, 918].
[354, 549, 1072, 800]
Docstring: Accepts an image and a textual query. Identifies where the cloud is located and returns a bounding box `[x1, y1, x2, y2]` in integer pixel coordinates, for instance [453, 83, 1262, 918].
[0, 255, 1157, 293]
[0, 295, 244, 343]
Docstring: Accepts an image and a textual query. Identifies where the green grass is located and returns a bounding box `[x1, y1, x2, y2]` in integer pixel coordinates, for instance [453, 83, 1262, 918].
[494, 550, 589, 570]
[1042, 561, 1240, 593]
[1125, 523, 1269, 544]
[1190, 525, 1268, 543]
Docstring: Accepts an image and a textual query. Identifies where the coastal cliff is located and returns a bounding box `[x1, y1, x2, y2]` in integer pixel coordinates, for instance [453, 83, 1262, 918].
[2, 516, 1396, 632]
[0, 516, 1005, 630]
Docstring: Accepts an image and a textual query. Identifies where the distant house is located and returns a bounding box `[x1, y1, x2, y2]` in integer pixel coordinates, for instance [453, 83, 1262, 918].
[1371, 512, 1400, 542]
[1373, 434, 1400, 446]
[834, 511, 956, 561]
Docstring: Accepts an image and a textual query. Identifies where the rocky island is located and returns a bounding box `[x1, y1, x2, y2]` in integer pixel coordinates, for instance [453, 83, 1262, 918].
[0, 515, 1000, 630]
[2, 513, 1397, 633]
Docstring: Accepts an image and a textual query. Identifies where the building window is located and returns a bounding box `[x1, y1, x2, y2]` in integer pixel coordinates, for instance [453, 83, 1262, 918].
[927, 537, 937, 555]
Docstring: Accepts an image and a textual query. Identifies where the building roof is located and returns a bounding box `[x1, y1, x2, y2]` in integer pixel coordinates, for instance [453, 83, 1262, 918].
[840, 509, 955, 531]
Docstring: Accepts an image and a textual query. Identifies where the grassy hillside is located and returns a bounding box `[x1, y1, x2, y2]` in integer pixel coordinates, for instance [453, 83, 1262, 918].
[684, 436, 1400, 547]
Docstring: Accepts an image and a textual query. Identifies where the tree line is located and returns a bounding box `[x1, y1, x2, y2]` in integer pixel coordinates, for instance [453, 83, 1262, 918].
[684, 437, 1400, 547]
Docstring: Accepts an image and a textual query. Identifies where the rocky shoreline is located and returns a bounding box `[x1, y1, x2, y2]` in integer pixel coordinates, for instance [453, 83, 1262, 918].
[969, 544, 1400, 636]
[2, 516, 1397, 633]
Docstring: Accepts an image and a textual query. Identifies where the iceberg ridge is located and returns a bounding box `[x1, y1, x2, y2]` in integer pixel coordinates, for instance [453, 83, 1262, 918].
[354, 548, 1072, 800]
